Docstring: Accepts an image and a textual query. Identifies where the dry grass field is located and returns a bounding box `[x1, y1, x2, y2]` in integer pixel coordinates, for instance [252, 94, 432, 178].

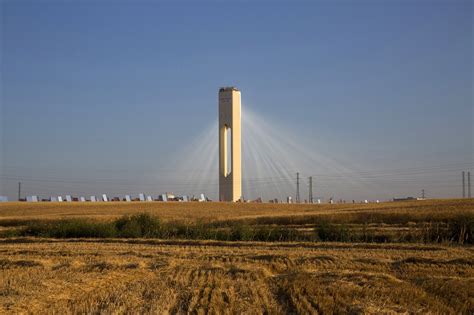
[0, 199, 472, 223]
[0, 199, 473, 314]
[1, 239, 472, 314]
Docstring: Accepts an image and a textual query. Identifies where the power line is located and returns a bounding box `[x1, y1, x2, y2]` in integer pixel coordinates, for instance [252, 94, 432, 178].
[3, 164, 472, 200]
[2, 174, 466, 190]
[2, 162, 472, 184]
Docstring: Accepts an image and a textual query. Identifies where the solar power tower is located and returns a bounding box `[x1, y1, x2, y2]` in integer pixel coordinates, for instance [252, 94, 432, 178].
[218, 87, 242, 202]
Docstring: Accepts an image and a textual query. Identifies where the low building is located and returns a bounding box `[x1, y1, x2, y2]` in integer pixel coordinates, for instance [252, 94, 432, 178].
[393, 197, 416, 202]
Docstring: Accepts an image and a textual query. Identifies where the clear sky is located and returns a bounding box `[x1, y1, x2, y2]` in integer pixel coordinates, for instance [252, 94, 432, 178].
[1, 0, 472, 201]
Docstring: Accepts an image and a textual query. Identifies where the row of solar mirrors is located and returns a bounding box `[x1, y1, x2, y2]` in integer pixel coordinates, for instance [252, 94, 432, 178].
[19, 193, 208, 202]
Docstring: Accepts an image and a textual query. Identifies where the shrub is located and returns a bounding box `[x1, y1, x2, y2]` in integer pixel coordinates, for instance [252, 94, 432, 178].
[315, 221, 351, 242]
[446, 215, 474, 244]
[230, 224, 255, 241]
[22, 220, 117, 238]
[115, 213, 160, 238]
[116, 219, 142, 238]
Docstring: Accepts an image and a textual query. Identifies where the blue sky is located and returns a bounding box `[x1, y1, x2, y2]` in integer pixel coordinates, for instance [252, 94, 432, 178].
[1, 0, 472, 201]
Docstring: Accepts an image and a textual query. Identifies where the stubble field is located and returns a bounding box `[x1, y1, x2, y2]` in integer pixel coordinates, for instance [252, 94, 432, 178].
[0, 199, 473, 314]
[0, 199, 471, 223]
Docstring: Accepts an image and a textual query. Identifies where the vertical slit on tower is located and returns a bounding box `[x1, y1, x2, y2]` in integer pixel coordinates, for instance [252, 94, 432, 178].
[226, 126, 232, 177]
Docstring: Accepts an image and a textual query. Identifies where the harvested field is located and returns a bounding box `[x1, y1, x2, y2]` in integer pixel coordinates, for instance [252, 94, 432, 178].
[0, 199, 473, 313]
[0, 199, 472, 223]
[0, 239, 472, 314]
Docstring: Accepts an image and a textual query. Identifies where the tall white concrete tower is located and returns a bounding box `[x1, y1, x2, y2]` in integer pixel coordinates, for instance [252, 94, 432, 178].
[219, 87, 242, 202]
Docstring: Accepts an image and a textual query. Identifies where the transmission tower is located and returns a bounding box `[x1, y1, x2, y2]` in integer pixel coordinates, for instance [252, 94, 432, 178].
[308, 176, 313, 204]
[296, 172, 300, 203]
[468, 171, 471, 198]
[462, 171, 465, 198]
